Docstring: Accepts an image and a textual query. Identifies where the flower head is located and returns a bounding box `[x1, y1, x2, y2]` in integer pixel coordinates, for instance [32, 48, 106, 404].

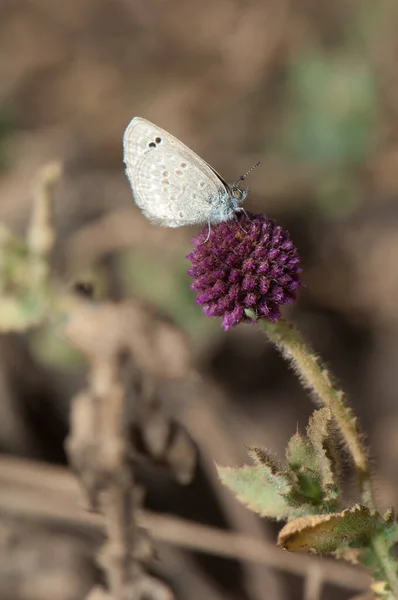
[187, 212, 301, 330]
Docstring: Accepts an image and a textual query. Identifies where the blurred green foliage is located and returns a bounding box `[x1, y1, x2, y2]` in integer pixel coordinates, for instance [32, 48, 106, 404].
[29, 325, 85, 368]
[282, 50, 378, 165]
[277, 44, 379, 219]
[116, 248, 219, 339]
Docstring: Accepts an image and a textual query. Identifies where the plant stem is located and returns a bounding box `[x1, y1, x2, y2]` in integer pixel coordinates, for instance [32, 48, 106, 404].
[262, 318, 374, 507]
[262, 317, 398, 596]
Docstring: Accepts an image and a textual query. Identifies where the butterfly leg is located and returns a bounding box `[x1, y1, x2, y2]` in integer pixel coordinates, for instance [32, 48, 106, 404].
[204, 221, 212, 243]
[240, 206, 250, 220]
[234, 208, 249, 234]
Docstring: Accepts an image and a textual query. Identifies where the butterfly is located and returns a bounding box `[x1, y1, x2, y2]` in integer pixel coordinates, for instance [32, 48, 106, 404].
[123, 117, 258, 228]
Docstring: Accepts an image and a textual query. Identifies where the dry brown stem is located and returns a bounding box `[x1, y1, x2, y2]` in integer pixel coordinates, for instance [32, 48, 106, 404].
[64, 299, 175, 599]
[0, 456, 370, 593]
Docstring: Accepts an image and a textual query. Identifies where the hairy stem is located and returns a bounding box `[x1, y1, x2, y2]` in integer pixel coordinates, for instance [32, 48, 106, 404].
[262, 318, 398, 596]
[262, 318, 373, 506]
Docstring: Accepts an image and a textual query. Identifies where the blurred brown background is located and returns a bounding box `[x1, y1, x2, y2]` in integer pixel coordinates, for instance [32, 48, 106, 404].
[1, 0, 398, 599]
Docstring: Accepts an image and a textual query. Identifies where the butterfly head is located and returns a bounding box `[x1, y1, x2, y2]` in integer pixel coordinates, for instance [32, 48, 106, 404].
[230, 161, 260, 211]
[230, 184, 248, 210]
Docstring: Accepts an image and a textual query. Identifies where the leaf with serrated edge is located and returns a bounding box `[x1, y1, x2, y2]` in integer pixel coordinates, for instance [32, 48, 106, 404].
[286, 432, 317, 470]
[217, 465, 306, 521]
[285, 418, 340, 509]
[278, 505, 380, 553]
[307, 407, 340, 490]
[247, 446, 292, 491]
[247, 446, 319, 511]
[285, 433, 324, 502]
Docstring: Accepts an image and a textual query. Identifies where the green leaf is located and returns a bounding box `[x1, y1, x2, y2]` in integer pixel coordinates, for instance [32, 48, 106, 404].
[247, 446, 284, 478]
[286, 432, 316, 469]
[217, 464, 305, 521]
[278, 505, 380, 553]
[307, 407, 341, 493]
[359, 528, 398, 597]
[285, 432, 324, 505]
[357, 514, 398, 589]
[284, 409, 341, 508]
[383, 524, 398, 549]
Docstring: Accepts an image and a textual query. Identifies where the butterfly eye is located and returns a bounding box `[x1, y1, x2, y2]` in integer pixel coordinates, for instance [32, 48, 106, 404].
[233, 188, 244, 200]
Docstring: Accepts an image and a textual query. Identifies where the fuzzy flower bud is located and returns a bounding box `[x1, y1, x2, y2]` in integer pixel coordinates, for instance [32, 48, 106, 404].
[187, 212, 301, 330]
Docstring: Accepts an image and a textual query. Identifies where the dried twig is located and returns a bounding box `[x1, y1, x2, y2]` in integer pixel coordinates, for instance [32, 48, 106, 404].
[65, 300, 177, 599]
[66, 352, 142, 599]
[0, 456, 370, 593]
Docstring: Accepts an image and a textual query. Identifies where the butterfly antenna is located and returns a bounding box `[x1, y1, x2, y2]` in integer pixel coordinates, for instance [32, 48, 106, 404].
[238, 161, 261, 184]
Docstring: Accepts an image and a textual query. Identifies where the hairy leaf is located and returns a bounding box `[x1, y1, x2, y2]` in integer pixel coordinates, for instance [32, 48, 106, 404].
[278, 505, 380, 553]
[307, 408, 341, 501]
[285, 409, 340, 508]
[217, 464, 305, 521]
[285, 432, 325, 505]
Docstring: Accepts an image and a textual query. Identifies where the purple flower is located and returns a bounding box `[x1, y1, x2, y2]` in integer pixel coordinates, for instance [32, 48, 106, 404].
[187, 212, 301, 330]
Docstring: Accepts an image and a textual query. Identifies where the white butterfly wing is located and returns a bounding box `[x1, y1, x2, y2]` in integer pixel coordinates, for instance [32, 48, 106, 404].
[123, 117, 233, 227]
